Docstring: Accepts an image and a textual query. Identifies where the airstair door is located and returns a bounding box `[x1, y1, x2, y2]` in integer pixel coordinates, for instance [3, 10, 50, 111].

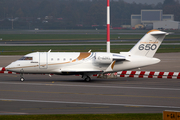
[39, 52, 48, 69]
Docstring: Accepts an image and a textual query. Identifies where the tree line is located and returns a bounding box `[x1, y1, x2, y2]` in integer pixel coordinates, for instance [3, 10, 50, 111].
[0, 0, 179, 29]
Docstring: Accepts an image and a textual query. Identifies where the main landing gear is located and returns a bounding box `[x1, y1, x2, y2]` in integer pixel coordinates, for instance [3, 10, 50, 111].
[82, 75, 91, 82]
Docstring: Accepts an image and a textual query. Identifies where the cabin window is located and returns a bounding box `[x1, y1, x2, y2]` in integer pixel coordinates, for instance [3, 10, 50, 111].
[19, 57, 33, 60]
[51, 58, 53, 61]
[63, 58, 66, 61]
[57, 58, 60, 61]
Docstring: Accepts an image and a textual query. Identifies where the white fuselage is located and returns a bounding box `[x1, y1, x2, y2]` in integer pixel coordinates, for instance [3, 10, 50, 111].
[6, 51, 160, 75]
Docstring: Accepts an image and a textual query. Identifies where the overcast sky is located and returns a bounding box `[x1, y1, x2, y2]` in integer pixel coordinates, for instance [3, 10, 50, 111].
[124, 0, 164, 4]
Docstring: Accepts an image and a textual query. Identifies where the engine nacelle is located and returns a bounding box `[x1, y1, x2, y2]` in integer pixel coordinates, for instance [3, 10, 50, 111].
[95, 53, 113, 64]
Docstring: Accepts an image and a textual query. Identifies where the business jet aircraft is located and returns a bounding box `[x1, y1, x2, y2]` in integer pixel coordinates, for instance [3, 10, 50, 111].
[5, 30, 168, 82]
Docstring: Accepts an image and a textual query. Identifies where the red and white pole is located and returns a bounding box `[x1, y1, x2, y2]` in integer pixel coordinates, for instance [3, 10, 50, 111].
[107, 0, 110, 53]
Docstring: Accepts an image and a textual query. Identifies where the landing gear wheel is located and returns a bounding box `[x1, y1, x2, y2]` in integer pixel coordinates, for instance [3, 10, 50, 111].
[84, 76, 91, 82]
[20, 77, 25, 82]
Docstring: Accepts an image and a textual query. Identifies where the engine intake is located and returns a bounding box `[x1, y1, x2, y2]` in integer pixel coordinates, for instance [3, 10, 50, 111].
[95, 53, 126, 64]
[95, 53, 113, 64]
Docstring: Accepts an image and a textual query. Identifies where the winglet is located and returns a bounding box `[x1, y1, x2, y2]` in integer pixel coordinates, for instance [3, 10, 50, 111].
[104, 61, 116, 72]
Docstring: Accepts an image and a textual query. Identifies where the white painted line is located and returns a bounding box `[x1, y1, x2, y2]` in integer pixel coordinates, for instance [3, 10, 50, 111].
[0, 82, 180, 91]
[0, 56, 21, 57]
[0, 98, 180, 109]
[0, 111, 27, 115]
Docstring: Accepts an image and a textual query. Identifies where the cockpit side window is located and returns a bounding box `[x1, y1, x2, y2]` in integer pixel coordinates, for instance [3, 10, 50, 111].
[19, 56, 33, 60]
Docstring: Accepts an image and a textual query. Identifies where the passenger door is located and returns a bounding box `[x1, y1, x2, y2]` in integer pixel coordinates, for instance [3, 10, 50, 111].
[39, 52, 48, 69]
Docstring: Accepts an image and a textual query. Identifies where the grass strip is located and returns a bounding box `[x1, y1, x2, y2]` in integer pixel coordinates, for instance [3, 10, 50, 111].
[0, 34, 143, 41]
[0, 45, 180, 55]
[0, 34, 180, 41]
[0, 45, 132, 55]
[0, 113, 162, 120]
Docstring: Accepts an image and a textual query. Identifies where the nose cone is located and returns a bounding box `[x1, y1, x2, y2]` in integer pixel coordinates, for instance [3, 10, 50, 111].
[5, 62, 16, 71]
[5, 64, 11, 70]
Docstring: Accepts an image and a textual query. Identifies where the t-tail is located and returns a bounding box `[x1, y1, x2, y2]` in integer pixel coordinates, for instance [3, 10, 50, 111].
[129, 30, 168, 57]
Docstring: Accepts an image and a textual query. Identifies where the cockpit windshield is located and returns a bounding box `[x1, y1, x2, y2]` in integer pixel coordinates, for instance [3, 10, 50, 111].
[19, 56, 33, 60]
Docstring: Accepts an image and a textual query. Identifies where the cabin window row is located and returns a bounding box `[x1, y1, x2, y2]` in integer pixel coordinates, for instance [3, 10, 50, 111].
[50, 58, 79, 61]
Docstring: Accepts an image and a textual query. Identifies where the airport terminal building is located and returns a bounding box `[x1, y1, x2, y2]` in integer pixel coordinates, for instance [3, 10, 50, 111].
[131, 10, 180, 29]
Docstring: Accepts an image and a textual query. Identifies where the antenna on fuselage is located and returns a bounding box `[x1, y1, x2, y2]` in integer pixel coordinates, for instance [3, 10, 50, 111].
[88, 49, 91, 53]
[107, 0, 110, 53]
[48, 49, 51, 52]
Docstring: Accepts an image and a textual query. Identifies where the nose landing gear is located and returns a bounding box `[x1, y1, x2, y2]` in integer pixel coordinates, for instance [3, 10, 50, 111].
[20, 77, 25, 82]
[20, 69, 25, 82]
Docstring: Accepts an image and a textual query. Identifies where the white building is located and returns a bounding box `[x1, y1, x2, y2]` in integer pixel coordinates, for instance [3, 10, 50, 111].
[131, 10, 176, 29]
[153, 20, 180, 30]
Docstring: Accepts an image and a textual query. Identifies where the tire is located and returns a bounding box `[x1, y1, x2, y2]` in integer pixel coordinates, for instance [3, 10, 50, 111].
[20, 77, 25, 82]
[85, 77, 91, 82]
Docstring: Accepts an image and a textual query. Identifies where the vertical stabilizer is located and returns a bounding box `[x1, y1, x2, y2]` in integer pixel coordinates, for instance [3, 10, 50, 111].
[129, 30, 168, 57]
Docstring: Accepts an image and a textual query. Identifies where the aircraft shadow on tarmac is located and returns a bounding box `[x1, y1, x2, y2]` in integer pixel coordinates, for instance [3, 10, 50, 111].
[1, 74, 135, 83]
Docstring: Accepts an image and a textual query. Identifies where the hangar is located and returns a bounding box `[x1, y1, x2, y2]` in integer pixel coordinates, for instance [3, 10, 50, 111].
[131, 10, 177, 29]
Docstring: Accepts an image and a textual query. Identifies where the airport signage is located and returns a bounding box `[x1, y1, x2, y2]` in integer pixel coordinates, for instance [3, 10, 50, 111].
[163, 110, 180, 120]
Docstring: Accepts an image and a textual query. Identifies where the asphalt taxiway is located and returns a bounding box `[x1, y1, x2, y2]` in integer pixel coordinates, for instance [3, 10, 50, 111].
[0, 53, 180, 114]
